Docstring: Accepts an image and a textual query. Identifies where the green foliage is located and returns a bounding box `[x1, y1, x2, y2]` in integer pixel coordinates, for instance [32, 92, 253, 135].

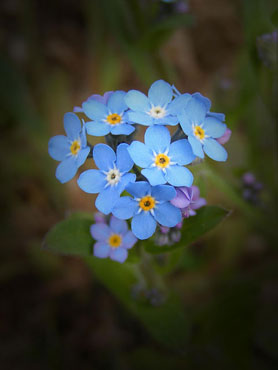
[145, 206, 229, 254]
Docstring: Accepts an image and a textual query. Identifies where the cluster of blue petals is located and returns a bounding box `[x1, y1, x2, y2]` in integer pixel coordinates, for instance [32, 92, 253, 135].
[48, 79, 230, 257]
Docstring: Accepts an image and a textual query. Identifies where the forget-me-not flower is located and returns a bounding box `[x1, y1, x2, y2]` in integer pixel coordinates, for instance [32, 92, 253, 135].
[112, 181, 182, 240]
[178, 97, 228, 161]
[125, 79, 184, 126]
[128, 125, 195, 186]
[82, 91, 135, 136]
[48, 113, 90, 183]
[77, 143, 136, 214]
[90, 215, 137, 263]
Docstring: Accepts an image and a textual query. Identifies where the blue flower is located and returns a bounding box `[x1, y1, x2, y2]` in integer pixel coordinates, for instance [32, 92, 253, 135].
[82, 91, 135, 136]
[112, 181, 182, 240]
[128, 125, 195, 186]
[48, 113, 90, 183]
[90, 215, 137, 263]
[178, 97, 228, 161]
[77, 143, 136, 214]
[124, 80, 183, 126]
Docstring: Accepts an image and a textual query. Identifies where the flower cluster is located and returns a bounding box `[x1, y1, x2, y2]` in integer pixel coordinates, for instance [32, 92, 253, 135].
[48, 80, 231, 261]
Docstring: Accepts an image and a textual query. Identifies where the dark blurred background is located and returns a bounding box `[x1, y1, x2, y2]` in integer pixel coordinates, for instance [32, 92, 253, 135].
[0, 0, 277, 369]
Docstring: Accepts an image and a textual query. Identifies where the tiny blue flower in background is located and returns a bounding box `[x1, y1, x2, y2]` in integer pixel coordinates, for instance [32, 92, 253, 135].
[77, 143, 136, 214]
[112, 181, 181, 240]
[73, 91, 113, 113]
[82, 90, 135, 136]
[48, 113, 90, 183]
[128, 125, 195, 186]
[178, 97, 228, 161]
[90, 215, 137, 263]
[125, 79, 183, 126]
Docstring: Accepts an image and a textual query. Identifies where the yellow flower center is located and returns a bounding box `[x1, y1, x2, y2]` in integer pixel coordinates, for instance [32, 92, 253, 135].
[107, 113, 122, 125]
[108, 234, 122, 248]
[154, 153, 170, 168]
[139, 195, 156, 211]
[194, 126, 205, 141]
[70, 140, 81, 155]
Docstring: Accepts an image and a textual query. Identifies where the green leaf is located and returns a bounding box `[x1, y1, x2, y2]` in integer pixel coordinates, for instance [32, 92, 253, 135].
[43, 213, 94, 257]
[144, 206, 229, 254]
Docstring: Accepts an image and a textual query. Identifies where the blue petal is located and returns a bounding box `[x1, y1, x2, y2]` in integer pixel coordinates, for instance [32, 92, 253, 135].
[165, 165, 193, 187]
[95, 187, 121, 215]
[76, 147, 90, 167]
[148, 80, 173, 106]
[144, 126, 171, 153]
[82, 99, 108, 120]
[127, 142, 153, 168]
[122, 231, 137, 249]
[154, 202, 182, 227]
[116, 143, 134, 172]
[125, 181, 151, 198]
[178, 112, 193, 136]
[117, 173, 136, 193]
[151, 184, 176, 201]
[80, 122, 87, 147]
[188, 136, 204, 158]
[107, 91, 127, 113]
[48, 135, 69, 161]
[64, 113, 81, 140]
[167, 93, 191, 115]
[90, 223, 111, 241]
[169, 139, 195, 165]
[192, 92, 211, 111]
[124, 90, 151, 111]
[86, 121, 110, 137]
[141, 167, 166, 186]
[77, 169, 106, 193]
[184, 97, 207, 125]
[109, 216, 128, 234]
[93, 144, 116, 171]
[112, 196, 138, 219]
[131, 212, 157, 240]
[110, 247, 128, 263]
[55, 156, 78, 183]
[128, 111, 153, 126]
[110, 123, 135, 136]
[203, 117, 226, 138]
[203, 138, 228, 162]
[154, 115, 178, 126]
[93, 242, 111, 258]
[207, 112, 225, 122]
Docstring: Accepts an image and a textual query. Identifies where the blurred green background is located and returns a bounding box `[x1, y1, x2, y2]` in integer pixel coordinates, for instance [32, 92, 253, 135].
[0, 0, 277, 369]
